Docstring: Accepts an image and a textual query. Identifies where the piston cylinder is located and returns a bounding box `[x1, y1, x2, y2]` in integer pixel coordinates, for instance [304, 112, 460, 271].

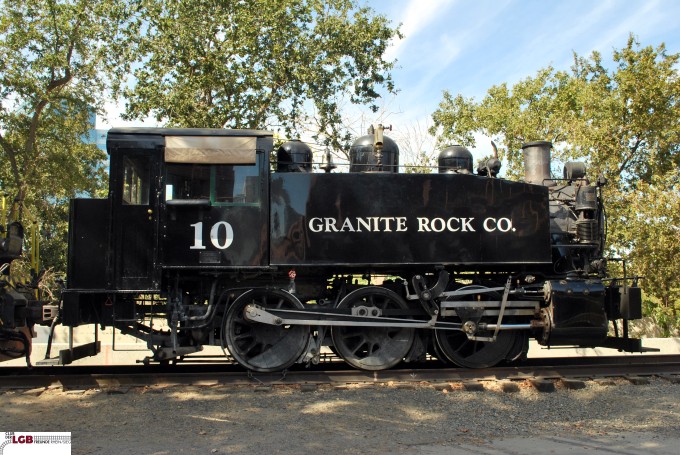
[541, 279, 608, 346]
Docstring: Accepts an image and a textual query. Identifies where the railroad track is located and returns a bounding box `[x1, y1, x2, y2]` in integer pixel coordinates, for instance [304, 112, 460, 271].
[1, 355, 679, 391]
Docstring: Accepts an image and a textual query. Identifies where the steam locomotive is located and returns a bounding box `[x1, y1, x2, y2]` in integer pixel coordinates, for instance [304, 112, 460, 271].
[0, 222, 57, 365]
[1, 126, 645, 371]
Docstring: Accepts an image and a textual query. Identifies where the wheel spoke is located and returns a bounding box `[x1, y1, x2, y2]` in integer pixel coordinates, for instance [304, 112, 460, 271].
[452, 338, 470, 355]
[340, 330, 364, 341]
[234, 332, 253, 342]
[241, 339, 260, 356]
[350, 341, 368, 356]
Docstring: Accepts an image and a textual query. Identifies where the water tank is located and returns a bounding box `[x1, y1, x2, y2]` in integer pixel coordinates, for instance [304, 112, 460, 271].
[276, 140, 312, 172]
[349, 135, 399, 173]
[438, 145, 473, 174]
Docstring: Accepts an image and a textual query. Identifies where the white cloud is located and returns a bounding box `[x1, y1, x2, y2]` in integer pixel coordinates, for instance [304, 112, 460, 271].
[384, 0, 457, 61]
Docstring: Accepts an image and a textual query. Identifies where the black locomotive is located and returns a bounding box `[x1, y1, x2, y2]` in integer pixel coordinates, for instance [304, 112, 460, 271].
[0, 223, 57, 365]
[3, 125, 646, 371]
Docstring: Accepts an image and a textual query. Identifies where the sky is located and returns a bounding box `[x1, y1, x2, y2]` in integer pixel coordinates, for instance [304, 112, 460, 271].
[98, 0, 680, 160]
[370, 0, 680, 122]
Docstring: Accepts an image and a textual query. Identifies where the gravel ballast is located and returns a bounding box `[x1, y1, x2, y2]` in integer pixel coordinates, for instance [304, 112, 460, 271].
[2, 377, 679, 454]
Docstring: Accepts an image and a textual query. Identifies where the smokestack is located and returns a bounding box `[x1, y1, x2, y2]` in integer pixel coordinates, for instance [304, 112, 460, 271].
[522, 141, 553, 185]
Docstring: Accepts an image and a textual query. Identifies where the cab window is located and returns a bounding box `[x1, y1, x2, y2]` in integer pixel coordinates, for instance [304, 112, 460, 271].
[122, 156, 150, 205]
[165, 153, 262, 206]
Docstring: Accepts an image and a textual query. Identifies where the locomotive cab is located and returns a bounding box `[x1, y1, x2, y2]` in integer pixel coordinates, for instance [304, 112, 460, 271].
[64, 128, 273, 331]
[112, 129, 272, 287]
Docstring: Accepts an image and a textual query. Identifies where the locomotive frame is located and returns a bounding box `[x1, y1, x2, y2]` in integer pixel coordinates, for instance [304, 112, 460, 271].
[3, 126, 648, 371]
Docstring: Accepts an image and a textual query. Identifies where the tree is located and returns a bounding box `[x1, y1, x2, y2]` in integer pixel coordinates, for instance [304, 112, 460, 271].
[393, 119, 439, 174]
[123, 0, 400, 150]
[430, 35, 680, 334]
[617, 171, 679, 335]
[0, 0, 140, 269]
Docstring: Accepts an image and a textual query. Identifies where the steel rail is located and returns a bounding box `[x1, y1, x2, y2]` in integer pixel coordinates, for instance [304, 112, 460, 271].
[1, 355, 679, 390]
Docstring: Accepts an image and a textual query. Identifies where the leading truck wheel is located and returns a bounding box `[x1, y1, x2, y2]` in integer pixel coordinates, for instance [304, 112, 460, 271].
[331, 287, 415, 371]
[224, 289, 310, 373]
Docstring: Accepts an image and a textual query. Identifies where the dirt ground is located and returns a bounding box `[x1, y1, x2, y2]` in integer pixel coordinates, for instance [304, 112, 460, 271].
[2, 377, 679, 455]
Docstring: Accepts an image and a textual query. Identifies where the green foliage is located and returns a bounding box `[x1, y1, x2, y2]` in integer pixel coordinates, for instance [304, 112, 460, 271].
[643, 297, 680, 338]
[431, 67, 576, 178]
[613, 171, 680, 336]
[123, 0, 400, 149]
[0, 0, 141, 270]
[1, 0, 399, 271]
[430, 34, 680, 333]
